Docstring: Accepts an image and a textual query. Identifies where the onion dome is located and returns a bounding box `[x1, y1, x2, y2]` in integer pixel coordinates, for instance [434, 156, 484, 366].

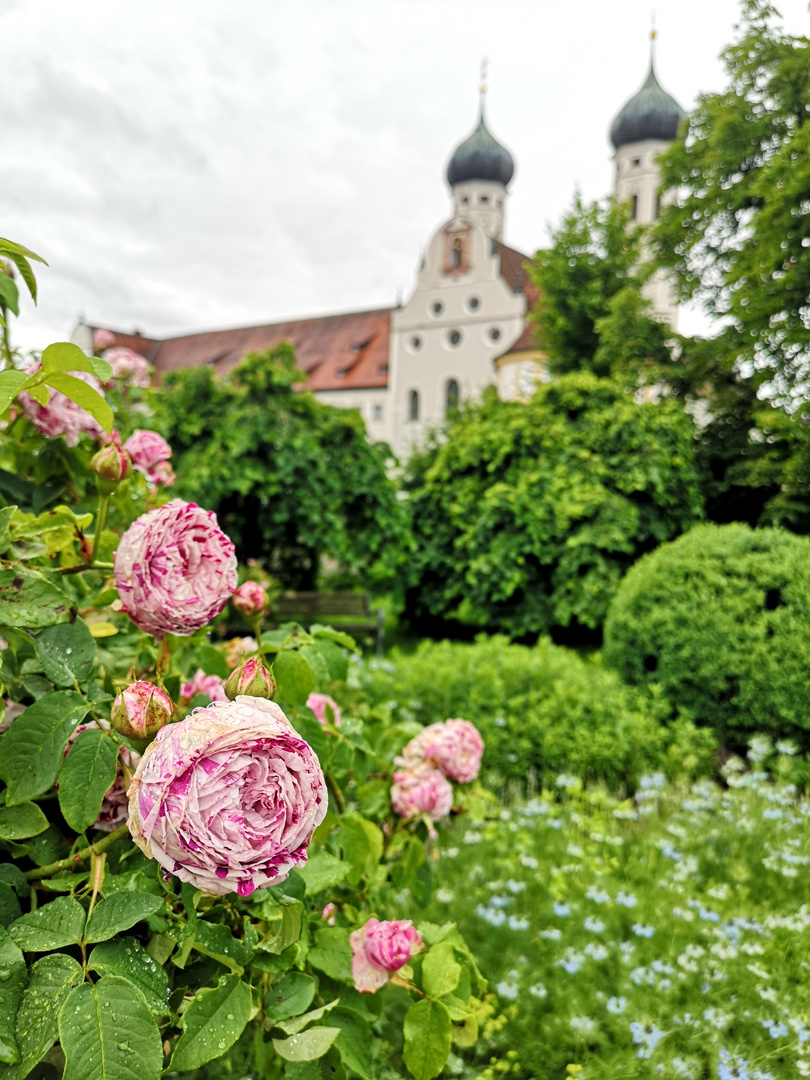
[610, 61, 686, 149]
[446, 101, 515, 188]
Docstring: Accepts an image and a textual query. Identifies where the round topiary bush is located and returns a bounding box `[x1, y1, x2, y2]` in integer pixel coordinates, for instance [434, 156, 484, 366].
[603, 523, 810, 747]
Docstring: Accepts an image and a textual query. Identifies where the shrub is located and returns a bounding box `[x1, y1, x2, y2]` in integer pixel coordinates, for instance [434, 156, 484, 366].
[603, 523, 810, 747]
[351, 636, 716, 791]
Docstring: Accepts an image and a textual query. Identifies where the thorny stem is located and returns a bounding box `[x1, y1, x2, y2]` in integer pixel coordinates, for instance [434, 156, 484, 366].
[25, 823, 129, 882]
[89, 492, 110, 569]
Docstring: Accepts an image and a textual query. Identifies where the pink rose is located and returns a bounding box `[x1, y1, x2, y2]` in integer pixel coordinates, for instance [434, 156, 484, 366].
[180, 668, 228, 705]
[111, 681, 173, 739]
[19, 364, 104, 446]
[224, 656, 276, 701]
[93, 328, 116, 350]
[127, 696, 327, 896]
[65, 720, 140, 832]
[146, 458, 175, 492]
[399, 719, 484, 784]
[124, 430, 172, 472]
[306, 693, 341, 727]
[232, 581, 268, 618]
[104, 347, 151, 388]
[322, 902, 337, 925]
[350, 918, 423, 994]
[114, 499, 238, 637]
[390, 764, 453, 822]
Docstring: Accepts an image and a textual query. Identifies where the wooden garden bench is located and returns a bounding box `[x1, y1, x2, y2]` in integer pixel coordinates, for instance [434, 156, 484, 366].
[270, 592, 384, 657]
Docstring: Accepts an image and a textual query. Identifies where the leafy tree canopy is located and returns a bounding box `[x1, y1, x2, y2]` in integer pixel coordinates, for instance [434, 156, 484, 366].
[153, 345, 409, 589]
[403, 375, 703, 640]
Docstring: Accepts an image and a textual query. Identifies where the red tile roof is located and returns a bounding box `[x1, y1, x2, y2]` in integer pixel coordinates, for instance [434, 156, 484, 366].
[493, 242, 541, 356]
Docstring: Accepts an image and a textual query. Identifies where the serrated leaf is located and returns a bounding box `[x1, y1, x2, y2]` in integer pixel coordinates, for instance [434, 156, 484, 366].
[88, 937, 170, 1015]
[0, 566, 74, 630]
[41, 372, 112, 433]
[311, 637, 349, 681]
[192, 920, 255, 972]
[84, 893, 163, 944]
[274, 998, 337, 1036]
[307, 927, 353, 983]
[0, 238, 47, 263]
[0, 274, 19, 317]
[170, 974, 252, 1072]
[338, 813, 383, 878]
[272, 1026, 340, 1063]
[0, 690, 89, 804]
[9, 896, 85, 951]
[258, 901, 303, 955]
[0, 927, 26, 1065]
[40, 342, 100, 377]
[331, 1007, 373, 1080]
[58, 726, 119, 833]
[59, 975, 162, 1080]
[36, 619, 97, 685]
[264, 972, 316, 1023]
[0, 801, 48, 840]
[15, 953, 83, 1077]
[309, 625, 361, 653]
[0, 370, 28, 415]
[296, 852, 350, 896]
[403, 999, 452, 1080]
[273, 649, 316, 707]
[421, 941, 461, 999]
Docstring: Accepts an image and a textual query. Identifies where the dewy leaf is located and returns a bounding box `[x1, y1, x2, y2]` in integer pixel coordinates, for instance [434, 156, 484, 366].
[192, 919, 255, 972]
[36, 619, 97, 686]
[296, 851, 350, 896]
[274, 998, 337, 1037]
[84, 894, 163, 944]
[403, 999, 452, 1080]
[59, 975, 163, 1080]
[9, 896, 86, 951]
[0, 370, 28, 415]
[88, 937, 170, 1015]
[264, 972, 316, 1023]
[421, 941, 461, 1000]
[0, 926, 26, 1065]
[15, 953, 83, 1078]
[0, 801, 49, 841]
[0, 690, 89, 805]
[273, 649, 316, 707]
[41, 373, 113, 434]
[272, 1026, 341, 1063]
[307, 926, 353, 983]
[0, 566, 74, 629]
[58, 726, 119, 834]
[331, 1007, 374, 1080]
[170, 973, 252, 1072]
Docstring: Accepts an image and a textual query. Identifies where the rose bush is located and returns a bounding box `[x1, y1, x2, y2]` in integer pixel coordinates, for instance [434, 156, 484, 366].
[0, 269, 490, 1080]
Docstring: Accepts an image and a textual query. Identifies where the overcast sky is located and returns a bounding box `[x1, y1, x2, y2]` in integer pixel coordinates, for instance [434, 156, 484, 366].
[2, 0, 808, 353]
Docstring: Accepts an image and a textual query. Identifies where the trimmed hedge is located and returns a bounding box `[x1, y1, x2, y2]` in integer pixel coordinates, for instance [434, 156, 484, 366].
[351, 635, 715, 791]
[603, 523, 810, 747]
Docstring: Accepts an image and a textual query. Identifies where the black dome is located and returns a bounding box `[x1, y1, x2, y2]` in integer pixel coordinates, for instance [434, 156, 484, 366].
[446, 106, 515, 188]
[610, 62, 686, 149]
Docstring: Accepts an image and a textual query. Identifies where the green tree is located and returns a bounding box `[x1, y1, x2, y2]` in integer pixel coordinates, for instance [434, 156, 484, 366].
[154, 345, 408, 589]
[403, 374, 703, 640]
[653, 0, 810, 399]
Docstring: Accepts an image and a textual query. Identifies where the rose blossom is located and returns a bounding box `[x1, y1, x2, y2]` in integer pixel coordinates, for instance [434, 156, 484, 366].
[104, 347, 151, 388]
[127, 696, 327, 896]
[114, 499, 237, 637]
[399, 718, 484, 784]
[65, 720, 140, 832]
[146, 458, 175, 492]
[125, 430, 172, 472]
[350, 918, 423, 994]
[180, 668, 227, 705]
[19, 364, 104, 445]
[390, 764, 453, 822]
[232, 581, 268, 618]
[93, 328, 116, 350]
[306, 693, 341, 727]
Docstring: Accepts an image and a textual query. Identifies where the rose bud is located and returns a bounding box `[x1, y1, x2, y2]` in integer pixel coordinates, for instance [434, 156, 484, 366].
[111, 681, 173, 740]
[350, 918, 424, 994]
[232, 581, 269, 619]
[225, 656, 276, 701]
[90, 434, 132, 493]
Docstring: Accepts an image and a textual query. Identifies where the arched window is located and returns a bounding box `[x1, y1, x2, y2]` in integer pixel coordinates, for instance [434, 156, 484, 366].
[445, 379, 460, 414]
[449, 234, 463, 269]
[630, 194, 638, 221]
[408, 389, 420, 422]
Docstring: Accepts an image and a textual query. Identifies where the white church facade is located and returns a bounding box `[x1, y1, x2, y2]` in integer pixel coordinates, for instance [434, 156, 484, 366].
[76, 48, 685, 462]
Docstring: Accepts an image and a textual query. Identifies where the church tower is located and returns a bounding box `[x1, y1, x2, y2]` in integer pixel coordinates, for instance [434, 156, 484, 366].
[609, 34, 685, 328]
[445, 89, 515, 241]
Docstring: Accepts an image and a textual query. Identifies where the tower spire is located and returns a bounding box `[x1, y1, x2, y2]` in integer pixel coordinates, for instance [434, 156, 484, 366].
[649, 12, 657, 69]
[479, 57, 488, 117]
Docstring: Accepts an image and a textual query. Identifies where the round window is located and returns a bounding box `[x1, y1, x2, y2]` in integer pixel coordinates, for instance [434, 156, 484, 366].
[410, 335, 422, 351]
[448, 330, 462, 347]
[489, 327, 502, 342]
[467, 296, 480, 312]
[431, 301, 443, 316]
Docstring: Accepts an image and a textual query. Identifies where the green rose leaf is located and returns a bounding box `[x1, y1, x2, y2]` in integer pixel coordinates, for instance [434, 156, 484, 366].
[338, 813, 383, 879]
[15, 953, 83, 1078]
[84, 894, 164, 944]
[273, 649, 316, 707]
[0, 274, 19, 317]
[421, 941, 461, 1000]
[272, 1026, 341, 1063]
[0, 566, 74, 629]
[274, 998, 338, 1037]
[0, 927, 26, 1065]
[36, 619, 97, 686]
[0, 801, 49, 841]
[192, 919, 255, 972]
[40, 341, 101, 377]
[0, 370, 28, 415]
[331, 1006, 373, 1080]
[170, 973, 252, 1072]
[59, 975, 163, 1080]
[296, 852, 350, 896]
[403, 999, 452, 1080]
[309, 625, 360, 653]
[88, 937, 170, 1015]
[265, 972, 316, 1023]
[9, 897, 86, 951]
[0, 690, 89, 805]
[41, 372, 113, 435]
[307, 926, 353, 983]
[58, 726, 120, 834]
[258, 901, 303, 956]
[0, 505, 17, 555]
[0, 882, 22, 928]
[311, 637, 349, 681]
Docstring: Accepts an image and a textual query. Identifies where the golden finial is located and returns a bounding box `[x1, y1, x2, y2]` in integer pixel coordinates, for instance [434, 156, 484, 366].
[479, 57, 488, 97]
